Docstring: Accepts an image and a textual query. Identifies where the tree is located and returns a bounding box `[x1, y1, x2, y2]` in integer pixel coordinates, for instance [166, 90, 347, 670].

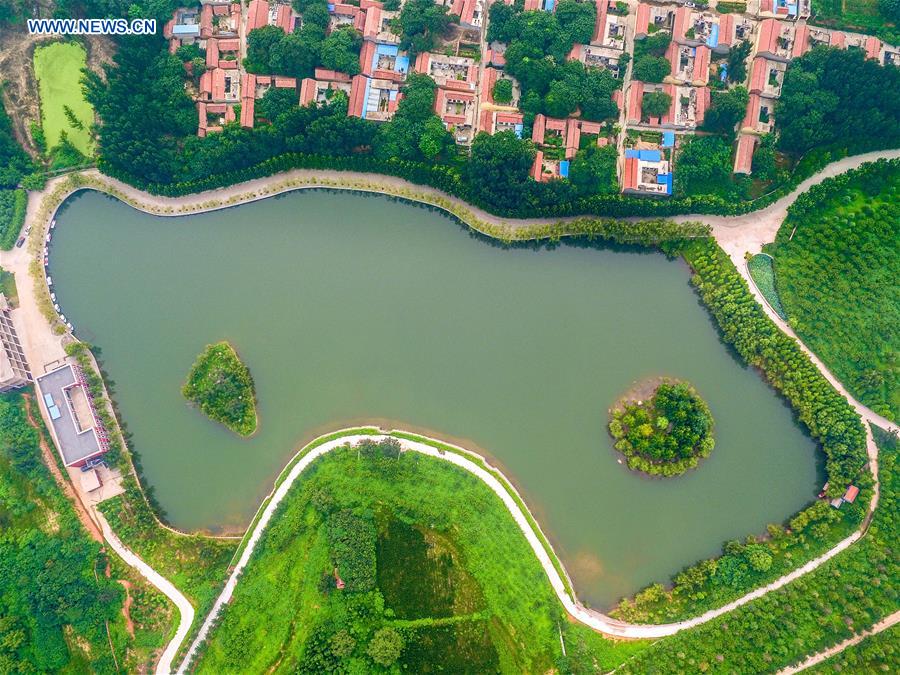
[726, 41, 752, 83]
[486, 1, 520, 43]
[319, 26, 361, 76]
[751, 133, 777, 180]
[641, 91, 671, 118]
[776, 47, 900, 154]
[555, 0, 596, 46]
[632, 55, 671, 83]
[467, 130, 535, 207]
[569, 144, 618, 196]
[418, 116, 453, 159]
[493, 78, 513, 104]
[373, 74, 450, 161]
[702, 86, 748, 137]
[674, 135, 734, 197]
[393, 0, 456, 56]
[257, 87, 298, 122]
[367, 628, 404, 666]
[244, 25, 285, 73]
[878, 0, 900, 22]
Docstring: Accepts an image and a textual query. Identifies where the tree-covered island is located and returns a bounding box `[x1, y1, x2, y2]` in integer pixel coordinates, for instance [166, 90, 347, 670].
[609, 379, 714, 477]
[182, 342, 258, 437]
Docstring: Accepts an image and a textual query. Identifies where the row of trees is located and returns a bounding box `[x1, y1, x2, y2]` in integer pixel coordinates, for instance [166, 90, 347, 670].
[619, 427, 898, 673]
[771, 158, 899, 423]
[612, 236, 870, 622]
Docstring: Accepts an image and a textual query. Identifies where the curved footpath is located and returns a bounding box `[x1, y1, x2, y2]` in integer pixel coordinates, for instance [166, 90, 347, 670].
[7, 150, 898, 672]
[95, 510, 194, 675]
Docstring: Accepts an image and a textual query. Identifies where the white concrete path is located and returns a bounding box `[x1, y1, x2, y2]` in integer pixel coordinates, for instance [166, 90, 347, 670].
[95, 510, 195, 675]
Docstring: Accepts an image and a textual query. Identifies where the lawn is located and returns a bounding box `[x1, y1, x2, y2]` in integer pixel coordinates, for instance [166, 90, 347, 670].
[747, 253, 787, 320]
[33, 42, 94, 156]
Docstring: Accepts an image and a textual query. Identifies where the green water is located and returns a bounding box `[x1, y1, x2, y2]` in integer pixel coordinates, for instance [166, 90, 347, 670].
[50, 190, 820, 608]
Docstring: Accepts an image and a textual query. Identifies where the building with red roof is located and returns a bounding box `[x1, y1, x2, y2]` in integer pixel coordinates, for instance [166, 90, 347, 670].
[792, 23, 810, 58]
[415, 52, 478, 91]
[733, 134, 757, 174]
[246, 0, 269, 32]
[756, 19, 796, 61]
[626, 81, 644, 124]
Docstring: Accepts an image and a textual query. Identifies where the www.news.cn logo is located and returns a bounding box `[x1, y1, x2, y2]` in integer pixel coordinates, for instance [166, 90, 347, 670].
[27, 18, 157, 35]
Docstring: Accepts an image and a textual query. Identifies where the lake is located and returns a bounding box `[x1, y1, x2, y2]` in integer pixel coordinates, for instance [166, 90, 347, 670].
[49, 189, 820, 608]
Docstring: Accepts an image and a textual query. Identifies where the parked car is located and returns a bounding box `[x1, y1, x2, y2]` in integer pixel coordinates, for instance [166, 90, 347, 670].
[15, 237, 25, 248]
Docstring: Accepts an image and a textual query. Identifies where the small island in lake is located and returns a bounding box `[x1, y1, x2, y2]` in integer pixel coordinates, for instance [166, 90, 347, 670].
[182, 341, 258, 437]
[608, 379, 714, 477]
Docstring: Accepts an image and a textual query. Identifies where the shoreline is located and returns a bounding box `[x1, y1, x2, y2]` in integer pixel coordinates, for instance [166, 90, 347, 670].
[5, 158, 897, 670]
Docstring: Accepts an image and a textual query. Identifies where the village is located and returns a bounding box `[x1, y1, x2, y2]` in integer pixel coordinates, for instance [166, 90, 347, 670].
[161, 0, 898, 197]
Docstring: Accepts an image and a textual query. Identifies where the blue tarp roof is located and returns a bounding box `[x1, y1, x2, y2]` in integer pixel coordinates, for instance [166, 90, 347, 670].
[662, 132, 675, 148]
[514, 123, 524, 139]
[624, 149, 639, 158]
[720, 63, 728, 82]
[639, 149, 662, 162]
[706, 24, 719, 48]
[559, 160, 570, 178]
[543, 0, 555, 10]
[660, 173, 673, 194]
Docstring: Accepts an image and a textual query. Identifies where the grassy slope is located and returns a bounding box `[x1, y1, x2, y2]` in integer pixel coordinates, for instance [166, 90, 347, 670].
[33, 42, 94, 155]
[0, 392, 171, 672]
[193, 446, 649, 673]
[182, 341, 258, 437]
[619, 426, 899, 673]
[771, 163, 899, 422]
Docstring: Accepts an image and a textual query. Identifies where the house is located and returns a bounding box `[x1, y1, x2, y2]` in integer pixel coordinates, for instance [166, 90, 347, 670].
[622, 148, 672, 195]
[300, 69, 353, 106]
[348, 75, 403, 121]
[626, 81, 644, 124]
[635, 3, 674, 39]
[247, 0, 294, 33]
[733, 134, 757, 174]
[831, 484, 860, 509]
[480, 67, 519, 106]
[206, 38, 240, 69]
[661, 84, 709, 128]
[530, 116, 611, 181]
[478, 110, 524, 136]
[591, 1, 627, 49]
[569, 43, 623, 77]
[239, 74, 297, 127]
[197, 101, 236, 136]
[672, 7, 727, 51]
[748, 56, 787, 97]
[0, 295, 31, 392]
[362, 4, 401, 43]
[361, 42, 410, 81]
[756, 19, 796, 62]
[329, 2, 366, 32]
[435, 88, 477, 143]
[199, 68, 240, 103]
[742, 93, 776, 134]
[667, 43, 710, 85]
[200, 1, 241, 38]
[164, 7, 201, 52]
[414, 52, 478, 91]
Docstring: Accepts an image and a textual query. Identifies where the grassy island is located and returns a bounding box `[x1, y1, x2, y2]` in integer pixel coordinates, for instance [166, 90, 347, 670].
[182, 342, 257, 437]
[609, 380, 714, 477]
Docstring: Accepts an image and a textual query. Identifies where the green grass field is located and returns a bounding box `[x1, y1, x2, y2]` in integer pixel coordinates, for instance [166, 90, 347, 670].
[811, 0, 895, 33]
[33, 42, 94, 155]
[747, 253, 787, 320]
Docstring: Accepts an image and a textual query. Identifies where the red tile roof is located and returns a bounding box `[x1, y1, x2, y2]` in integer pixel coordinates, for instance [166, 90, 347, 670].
[532, 113, 546, 144]
[749, 57, 767, 94]
[593, 0, 608, 43]
[240, 96, 255, 127]
[830, 31, 845, 48]
[864, 36, 882, 60]
[532, 150, 544, 181]
[274, 76, 297, 88]
[218, 38, 240, 51]
[718, 14, 734, 47]
[733, 134, 756, 174]
[200, 4, 213, 39]
[695, 86, 710, 125]
[756, 19, 780, 57]
[360, 41, 376, 76]
[275, 4, 293, 32]
[246, 0, 269, 33]
[206, 39, 220, 69]
[673, 6, 689, 43]
[627, 81, 644, 123]
[315, 68, 352, 82]
[843, 485, 859, 503]
[694, 46, 710, 85]
[635, 3, 650, 37]
[348, 75, 367, 118]
[792, 24, 809, 58]
[300, 78, 318, 105]
[743, 93, 761, 129]
[623, 156, 639, 190]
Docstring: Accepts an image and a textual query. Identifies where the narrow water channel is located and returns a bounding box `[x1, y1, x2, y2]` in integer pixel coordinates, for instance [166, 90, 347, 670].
[49, 189, 820, 607]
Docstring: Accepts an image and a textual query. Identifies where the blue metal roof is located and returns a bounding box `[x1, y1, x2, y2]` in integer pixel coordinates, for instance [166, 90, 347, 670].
[638, 149, 662, 162]
[624, 149, 639, 158]
[172, 24, 200, 36]
[559, 160, 570, 178]
[662, 132, 675, 148]
[706, 24, 719, 48]
[514, 123, 523, 139]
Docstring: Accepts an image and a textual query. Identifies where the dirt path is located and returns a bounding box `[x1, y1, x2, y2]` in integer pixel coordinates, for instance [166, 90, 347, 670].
[22, 392, 103, 543]
[778, 609, 900, 674]
[118, 580, 136, 638]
